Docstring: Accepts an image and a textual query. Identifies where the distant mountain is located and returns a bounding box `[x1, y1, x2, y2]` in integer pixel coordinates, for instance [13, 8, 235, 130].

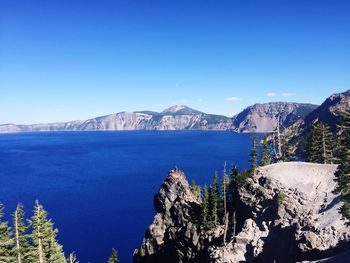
[231, 102, 318, 132]
[0, 102, 321, 134]
[286, 90, 350, 153]
[161, 105, 203, 115]
[0, 105, 233, 133]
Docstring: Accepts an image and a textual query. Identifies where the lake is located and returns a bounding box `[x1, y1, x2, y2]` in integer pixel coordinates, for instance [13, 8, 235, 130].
[0, 131, 257, 262]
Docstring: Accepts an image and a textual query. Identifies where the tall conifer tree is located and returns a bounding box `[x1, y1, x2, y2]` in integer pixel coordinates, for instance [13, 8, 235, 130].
[335, 110, 350, 219]
[260, 136, 271, 166]
[308, 122, 335, 164]
[219, 163, 229, 224]
[208, 172, 219, 228]
[0, 203, 14, 263]
[249, 136, 258, 175]
[201, 185, 209, 229]
[29, 200, 66, 263]
[12, 203, 30, 263]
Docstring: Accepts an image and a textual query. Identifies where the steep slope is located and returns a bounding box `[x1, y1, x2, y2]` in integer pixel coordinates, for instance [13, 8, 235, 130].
[134, 163, 350, 263]
[286, 90, 350, 153]
[231, 102, 318, 132]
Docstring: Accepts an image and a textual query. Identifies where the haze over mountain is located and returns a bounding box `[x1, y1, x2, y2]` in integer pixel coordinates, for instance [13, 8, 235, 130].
[0, 103, 318, 133]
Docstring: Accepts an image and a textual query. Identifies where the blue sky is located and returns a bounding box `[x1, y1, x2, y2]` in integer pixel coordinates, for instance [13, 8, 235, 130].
[1, 0, 349, 124]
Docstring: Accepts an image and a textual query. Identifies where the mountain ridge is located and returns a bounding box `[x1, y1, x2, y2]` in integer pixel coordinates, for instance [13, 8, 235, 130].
[284, 89, 350, 154]
[0, 102, 318, 133]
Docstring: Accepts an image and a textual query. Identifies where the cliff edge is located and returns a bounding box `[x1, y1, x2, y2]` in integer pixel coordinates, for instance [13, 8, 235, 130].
[134, 163, 350, 262]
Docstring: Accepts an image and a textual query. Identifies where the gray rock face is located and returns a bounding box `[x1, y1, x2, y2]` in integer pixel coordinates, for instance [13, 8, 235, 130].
[134, 163, 350, 263]
[231, 102, 318, 133]
[0, 103, 317, 133]
[235, 162, 350, 262]
[133, 168, 234, 263]
[0, 105, 233, 133]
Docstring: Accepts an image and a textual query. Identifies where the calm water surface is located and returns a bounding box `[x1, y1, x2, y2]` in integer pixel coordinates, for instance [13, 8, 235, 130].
[0, 131, 256, 262]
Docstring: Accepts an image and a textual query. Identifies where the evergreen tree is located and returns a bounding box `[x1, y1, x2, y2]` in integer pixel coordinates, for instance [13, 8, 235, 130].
[0, 203, 14, 263]
[208, 171, 219, 228]
[227, 164, 239, 236]
[29, 200, 66, 263]
[308, 122, 335, 164]
[201, 185, 209, 229]
[12, 203, 30, 263]
[260, 135, 271, 166]
[334, 110, 350, 219]
[227, 164, 239, 217]
[249, 136, 258, 175]
[281, 137, 294, 162]
[107, 248, 119, 263]
[190, 180, 202, 202]
[218, 163, 229, 224]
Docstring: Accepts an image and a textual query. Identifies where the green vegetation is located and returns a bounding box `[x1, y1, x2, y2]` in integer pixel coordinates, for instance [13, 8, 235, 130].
[208, 172, 219, 228]
[201, 185, 210, 229]
[0, 201, 119, 263]
[200, 162, 244, 234]
[281, 137, 294, 162]
[308, 122, 335, 164]
[334, 109, 350, 220]
[276, 191, 287, 205]
[249, 136, 258, 175]
[260, 135, 271, 166]
[0, 203, 14, 262]
[304, 112, 350, 220]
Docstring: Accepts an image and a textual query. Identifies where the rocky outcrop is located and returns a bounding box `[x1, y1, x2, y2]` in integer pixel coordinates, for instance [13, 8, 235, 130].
[133, 168, 235, 263]
[231, 102, 318, 133]
[234, 162, 350, 262]
[134, 162, 350, 263]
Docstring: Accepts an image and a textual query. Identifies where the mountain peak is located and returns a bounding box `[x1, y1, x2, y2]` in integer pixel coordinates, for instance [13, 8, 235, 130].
[161, 105, 203, 115]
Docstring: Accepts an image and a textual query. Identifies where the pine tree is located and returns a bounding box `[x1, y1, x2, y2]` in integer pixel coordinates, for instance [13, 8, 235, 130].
[260, 135, 271, 166]
[308, 122, 322, 162]
[29, 200, 66, 263]
[0, 203, 14, 263]
[208, 171, 219, 228]
[227, 164, 239, 218]
[12, 203, 30, 263]
[107, 248, 119, 263]
[218, 163, 229, 224]
[201, 185, 209, 229]
[281, 137, 294, 162]
[308, 122, 335, 164]
[334, 110, 350, 219]
[249, 136, 258, 175]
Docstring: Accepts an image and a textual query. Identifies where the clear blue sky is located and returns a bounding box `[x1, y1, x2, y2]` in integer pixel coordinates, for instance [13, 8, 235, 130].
[1, 0, 349, 124]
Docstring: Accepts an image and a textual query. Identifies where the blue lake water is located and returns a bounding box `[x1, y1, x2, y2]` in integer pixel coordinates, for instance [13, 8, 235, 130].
[0, 131, 256, 262]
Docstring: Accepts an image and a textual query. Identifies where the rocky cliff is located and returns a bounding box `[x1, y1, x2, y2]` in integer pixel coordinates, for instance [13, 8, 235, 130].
[285, 90, 350, 154]
[0, 105, 232, 133]
[231, 102, 318, 133]
[0, 103, 317, 133]
[134, 163, 350, 262]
